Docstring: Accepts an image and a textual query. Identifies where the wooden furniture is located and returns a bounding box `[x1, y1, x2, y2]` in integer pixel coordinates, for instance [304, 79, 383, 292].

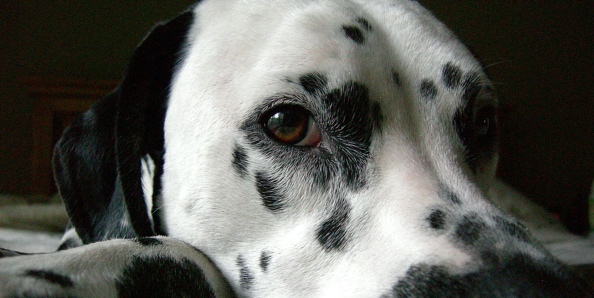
[23, 78, 118, 196]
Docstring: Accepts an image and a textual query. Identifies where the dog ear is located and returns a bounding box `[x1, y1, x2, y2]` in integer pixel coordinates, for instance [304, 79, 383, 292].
[53, 11, 194, 244]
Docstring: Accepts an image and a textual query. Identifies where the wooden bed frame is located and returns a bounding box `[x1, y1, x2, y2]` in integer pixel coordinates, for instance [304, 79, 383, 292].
[23, 78, 118, 197]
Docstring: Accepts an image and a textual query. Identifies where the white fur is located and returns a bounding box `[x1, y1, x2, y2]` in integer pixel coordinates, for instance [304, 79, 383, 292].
[0, 1, 572, 297]
[0, 237, 233, 297]
[159, 0, 525, 296]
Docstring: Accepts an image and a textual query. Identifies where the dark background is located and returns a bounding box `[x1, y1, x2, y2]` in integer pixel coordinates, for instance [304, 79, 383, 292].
[0, 1, 592, 233]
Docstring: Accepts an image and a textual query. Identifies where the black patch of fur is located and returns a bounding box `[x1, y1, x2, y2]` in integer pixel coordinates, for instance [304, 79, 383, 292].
[53, 95, 133, 243]
[495, 216, 531, 242]
[342, 25, 365, 44]
[439, 187, 461, 205]
[150, 155, 167, 235]
[322, 82, 374, 189]
[117, 255, 215, 297]
[299, 73, 328, 95]
[427, 209, 446, 230]
[391, 256, 590, 297]
[134, 237, 164, 246]
[256, 172, 285, 213]
[461, 72, 482, 105]
[356, 18, 373, 31]
[442, 62, 462, 89]
[455, 214, 485, 245]
[116, 11, 195, 238]
[25, 270, 74, 288]
[232, 144, 249, 177]
[237, 255, 255, 290]
[260, 251, 272, 272]
[419, 79, 438, 100]
[52, 11, 195, 242]
[316, 199, 351, 251]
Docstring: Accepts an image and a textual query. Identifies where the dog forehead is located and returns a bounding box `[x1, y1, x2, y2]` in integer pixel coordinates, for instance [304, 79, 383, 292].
[170, 0, 483, 115]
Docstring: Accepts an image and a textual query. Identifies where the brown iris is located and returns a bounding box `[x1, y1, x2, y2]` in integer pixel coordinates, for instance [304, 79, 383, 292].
[266, 107, 309, 144]
[263, 105, 320, 146]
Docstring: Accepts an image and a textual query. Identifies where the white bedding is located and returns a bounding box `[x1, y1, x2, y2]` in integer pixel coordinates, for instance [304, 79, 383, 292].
[0, 228, 62, 253]
[0, 180, 592, 265]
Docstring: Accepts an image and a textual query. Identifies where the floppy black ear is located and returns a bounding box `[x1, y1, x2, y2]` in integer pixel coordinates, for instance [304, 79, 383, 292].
[53, 11, 194, 244]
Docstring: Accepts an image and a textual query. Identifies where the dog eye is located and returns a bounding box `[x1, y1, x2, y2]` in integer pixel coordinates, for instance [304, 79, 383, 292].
[473, 106, 496, 139]
[263, 106, 321, 146]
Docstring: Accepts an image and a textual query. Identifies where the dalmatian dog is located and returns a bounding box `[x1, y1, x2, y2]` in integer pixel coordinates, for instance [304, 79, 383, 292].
[1, 0, 591, 297]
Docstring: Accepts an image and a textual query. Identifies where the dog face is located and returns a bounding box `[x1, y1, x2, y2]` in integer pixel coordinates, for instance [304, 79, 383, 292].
[53, 0, 588, 296]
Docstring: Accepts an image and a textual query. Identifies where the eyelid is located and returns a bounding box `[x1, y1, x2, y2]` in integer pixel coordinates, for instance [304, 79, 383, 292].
[258, 93, 315, 120]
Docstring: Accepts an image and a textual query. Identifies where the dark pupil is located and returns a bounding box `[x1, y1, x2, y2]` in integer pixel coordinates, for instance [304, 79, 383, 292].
[474, 108, 495, 138]
[267, 110, 308, 143]
[475, 116, 490, 136]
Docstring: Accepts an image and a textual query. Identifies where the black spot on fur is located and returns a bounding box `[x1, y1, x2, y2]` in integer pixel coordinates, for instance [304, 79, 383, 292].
[237, 255, 255, 290]
[391, 256, 590, 297]
[391, 71, 402, 86]
[462, 72, 482, 105]
[428, 209, 446, 230]
[439, 187, 461, 205]
[299, 73, 328, 94]
[134, 237, 163, 246]
[322, 82, 374, 189]
[316, 199, 350, 251]
[455, 214, 485, 245]
[356, 18, 372, 31]
[495, 216, 531, 242]
[391, 265, 465, 297]
[25, 270, 73, 287]
[442, 62, 462, 89]
[232, 144, 249, 177]
[343, 25, 365, 44]
[260, 251, 272, 272]
[117, 255, 215, 297]
[256, 172, 285, 213]
[420, 79, 438, 100]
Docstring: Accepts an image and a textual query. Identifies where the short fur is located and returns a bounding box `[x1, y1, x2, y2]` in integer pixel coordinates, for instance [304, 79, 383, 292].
[1, 1, 591, 297]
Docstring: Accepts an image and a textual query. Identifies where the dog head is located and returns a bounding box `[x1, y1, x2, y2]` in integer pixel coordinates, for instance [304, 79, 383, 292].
[54, 0, 590, 296]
